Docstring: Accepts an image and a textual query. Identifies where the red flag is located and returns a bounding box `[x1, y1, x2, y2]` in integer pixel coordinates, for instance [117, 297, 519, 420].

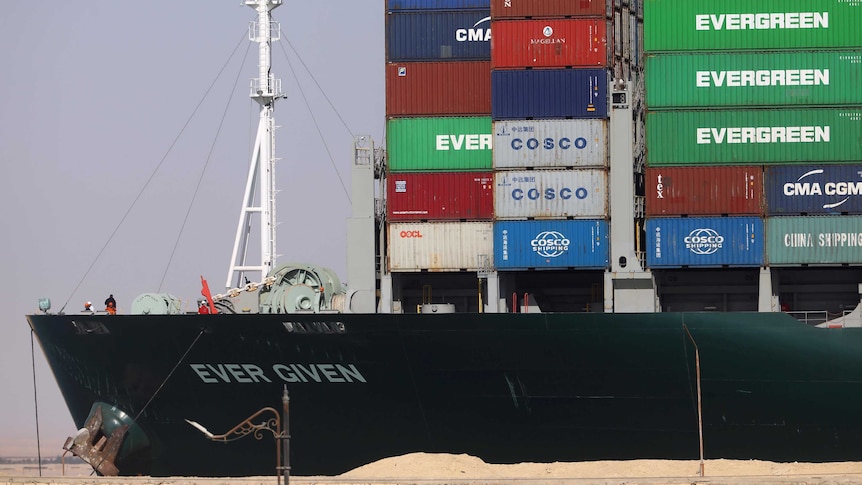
[200, 276, 218, 314]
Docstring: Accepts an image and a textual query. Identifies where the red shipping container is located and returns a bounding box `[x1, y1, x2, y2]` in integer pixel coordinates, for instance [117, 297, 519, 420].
[387, 172, 494, 221]
[491, 19, 609, 69]
[491, 0, 607, 18]
[386, 61, 491, 117]
[645, 166, 764, 217]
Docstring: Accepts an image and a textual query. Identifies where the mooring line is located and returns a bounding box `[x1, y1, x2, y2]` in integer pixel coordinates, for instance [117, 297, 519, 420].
[132, 328, 205, 423]
[30, 329, 43, 477]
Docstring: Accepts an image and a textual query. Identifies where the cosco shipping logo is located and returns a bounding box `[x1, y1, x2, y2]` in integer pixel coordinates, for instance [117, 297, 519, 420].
[531, 231, 570, 258]
[685, 228, 724, 255]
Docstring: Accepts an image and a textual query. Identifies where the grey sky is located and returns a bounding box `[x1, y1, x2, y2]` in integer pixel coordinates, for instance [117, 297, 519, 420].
[0, 1, 383, 456]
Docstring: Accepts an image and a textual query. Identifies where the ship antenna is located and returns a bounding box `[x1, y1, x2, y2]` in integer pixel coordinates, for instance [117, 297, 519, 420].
[226, 0, 284, 289]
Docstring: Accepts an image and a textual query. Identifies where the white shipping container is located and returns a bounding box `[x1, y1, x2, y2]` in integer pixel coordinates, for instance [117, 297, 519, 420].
[495, 169, 609, 219]
[388, 222, 493, 272]
[493, 119, 608, 169]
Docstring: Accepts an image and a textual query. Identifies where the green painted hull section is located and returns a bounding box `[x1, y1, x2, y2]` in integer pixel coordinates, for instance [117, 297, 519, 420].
[646, 108, 862, 166]
[386, 116, 493, 172]
[646, 51, 862, 108]
[767, 216, 862, 265]
[26, 310, 862, 477]
[645, 0, 862, 52]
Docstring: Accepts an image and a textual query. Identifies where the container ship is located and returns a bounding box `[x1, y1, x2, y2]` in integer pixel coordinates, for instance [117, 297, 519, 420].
[27, 0, 862, 478]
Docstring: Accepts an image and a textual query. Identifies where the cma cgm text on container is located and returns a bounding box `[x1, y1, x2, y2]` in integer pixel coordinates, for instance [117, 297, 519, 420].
[765, 165, 862, 215]
[491, 19, 609, 69]
[494, 169, 608, 219]
[647, 216, 764, 268]
[644, 0, 862, 52]
[645, 51, 862, 108]
[493, 119, 608, 169]
[386, 61, 491, 117]
[494, 220, 609, 269]
[387, 172, 494, 221]
[387, 116, 492, 171]
[646, 108, 862, 165]
[645, 166, 764, 216]
[767, 216, 862, 265]
[386, 10, 491, 61]
[490, 0, 607, 19]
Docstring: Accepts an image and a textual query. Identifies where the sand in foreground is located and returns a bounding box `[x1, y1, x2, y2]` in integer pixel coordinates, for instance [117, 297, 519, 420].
[4, 454, 862, 482]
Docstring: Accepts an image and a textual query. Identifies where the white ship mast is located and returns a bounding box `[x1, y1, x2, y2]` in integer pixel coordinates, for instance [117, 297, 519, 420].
[226, 0, 283, 289]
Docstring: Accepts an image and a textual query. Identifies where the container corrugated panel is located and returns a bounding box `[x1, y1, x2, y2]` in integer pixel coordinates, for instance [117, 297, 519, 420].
[387, 117, 492, 172]
[645, 166, 764, 216]
[386, 11, 491, 61]
[492, 69, 608, 120]
[388, 222, 493, 271]
[646, 216, 764, 268]
[646, 108, 862, 166]
[644, 0, 862, 52]
[490, 0, 607, 18]
[387, 172, 494, 220]
[493, 119, 608, 169]
[491, 19, 609, 68]
[386, 61, 491, 117]
[766, 216, 862, 265]
[646, 51, 862, 109]
[388, 0, 490, 11]
[764, 165, 862, 215]
[494, 169, 608, 219]
[495, 220, 608, 269]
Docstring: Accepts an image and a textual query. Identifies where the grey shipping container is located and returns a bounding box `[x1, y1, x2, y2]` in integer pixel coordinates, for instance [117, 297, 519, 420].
[766, 216, 862, 265]
[493, 119, 608, 169]
[494, 169, 608, 219]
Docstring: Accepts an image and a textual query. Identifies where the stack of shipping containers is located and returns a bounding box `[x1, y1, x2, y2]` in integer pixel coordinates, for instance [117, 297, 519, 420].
[385, 0, 494, 309]
[490, 0, 611, 283]
[643, 0, 862, 312]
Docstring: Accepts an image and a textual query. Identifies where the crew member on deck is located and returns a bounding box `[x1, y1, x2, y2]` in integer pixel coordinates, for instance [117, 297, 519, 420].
[198, 300, 210, 314]
[105, 294, 117, 315]
[84, 301, 94, 312]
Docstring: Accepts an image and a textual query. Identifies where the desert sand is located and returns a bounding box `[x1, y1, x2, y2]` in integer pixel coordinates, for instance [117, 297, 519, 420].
[4, 454, 862, 484]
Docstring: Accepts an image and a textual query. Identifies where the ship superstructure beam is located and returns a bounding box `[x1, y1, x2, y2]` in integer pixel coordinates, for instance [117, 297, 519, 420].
[226, 0, 283, 289]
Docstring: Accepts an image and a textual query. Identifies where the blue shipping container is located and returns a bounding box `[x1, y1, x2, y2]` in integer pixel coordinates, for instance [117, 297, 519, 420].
[765, 165, 862, 216]
[387, 11, 491, 61]
[492, 69, 608, 120]
[646, 217, 763, 268]
[494, 220, 608, 269]
[387, 0, 489, 10]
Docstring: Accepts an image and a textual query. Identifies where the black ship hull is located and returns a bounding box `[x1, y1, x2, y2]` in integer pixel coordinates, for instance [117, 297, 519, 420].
[27, 311, 862, 476]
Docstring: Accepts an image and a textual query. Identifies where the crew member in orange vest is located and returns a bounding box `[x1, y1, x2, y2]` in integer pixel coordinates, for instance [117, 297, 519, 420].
[105, 294, 117, 315]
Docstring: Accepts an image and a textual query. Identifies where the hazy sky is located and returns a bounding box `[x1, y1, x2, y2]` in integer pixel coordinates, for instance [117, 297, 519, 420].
[0, 1, 384, 456]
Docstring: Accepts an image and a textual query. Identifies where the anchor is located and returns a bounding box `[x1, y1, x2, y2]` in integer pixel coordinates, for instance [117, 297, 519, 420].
[62, 405, 127, 476]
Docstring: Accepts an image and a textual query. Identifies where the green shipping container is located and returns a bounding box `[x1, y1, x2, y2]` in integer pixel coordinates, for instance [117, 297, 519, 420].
[767, 216, 862, 265]
[646, 108, 862, 166]
[387, 117, 492, 172]
[646, 51, 862, 108]
[644, 0, 862, 52]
